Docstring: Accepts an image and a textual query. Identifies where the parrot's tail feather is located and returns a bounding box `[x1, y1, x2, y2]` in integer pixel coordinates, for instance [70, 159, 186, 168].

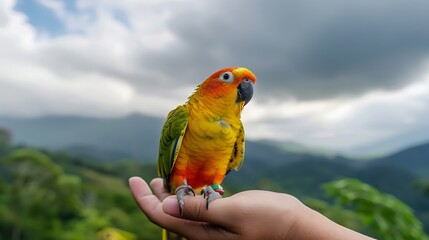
[162, 229, 186, 240]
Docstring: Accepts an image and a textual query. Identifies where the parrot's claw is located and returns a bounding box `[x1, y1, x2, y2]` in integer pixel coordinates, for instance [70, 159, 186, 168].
[201, 185, 222, 209]
[175, 184, 195, 215]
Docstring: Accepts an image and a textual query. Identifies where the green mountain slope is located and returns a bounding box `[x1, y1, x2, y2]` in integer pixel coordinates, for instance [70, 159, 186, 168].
[369, 142, 429, 177]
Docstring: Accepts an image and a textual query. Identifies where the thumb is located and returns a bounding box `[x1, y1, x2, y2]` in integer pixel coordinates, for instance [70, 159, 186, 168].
[162, 195, 228, 225]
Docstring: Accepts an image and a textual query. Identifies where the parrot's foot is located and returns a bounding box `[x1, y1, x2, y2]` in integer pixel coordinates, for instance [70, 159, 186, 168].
[201, 185, 223, 209]
[175, 184, 195, 215]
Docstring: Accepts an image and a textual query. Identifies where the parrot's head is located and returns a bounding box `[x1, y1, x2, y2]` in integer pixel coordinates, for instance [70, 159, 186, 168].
[199, 67, 256, 108]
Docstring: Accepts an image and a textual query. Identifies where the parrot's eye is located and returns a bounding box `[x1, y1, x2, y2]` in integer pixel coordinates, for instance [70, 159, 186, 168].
[219, 72, 234, 83]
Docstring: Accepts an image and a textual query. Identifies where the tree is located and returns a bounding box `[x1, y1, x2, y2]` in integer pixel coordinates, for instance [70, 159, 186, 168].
[0, 148, 155, 239]
[324, 178, 428, 240]
[2, 148, 82, 240]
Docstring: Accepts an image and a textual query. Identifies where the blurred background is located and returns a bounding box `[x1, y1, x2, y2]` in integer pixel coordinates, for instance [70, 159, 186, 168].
[1, 0, 429, 239]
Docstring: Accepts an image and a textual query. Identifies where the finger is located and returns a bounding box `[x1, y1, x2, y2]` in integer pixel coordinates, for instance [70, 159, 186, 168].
[129, 176, 177, 226]
[129, 177, 218, 237]
[160, 196, 236, 239]
[129, 176, 154, 199]
[129, 176, 163, 222]
[150, 178, 171, 202]
[162, 193, 236, 227]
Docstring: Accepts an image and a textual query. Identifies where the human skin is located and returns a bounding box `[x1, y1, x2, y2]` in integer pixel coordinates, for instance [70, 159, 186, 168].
[129, 177, 376, 240]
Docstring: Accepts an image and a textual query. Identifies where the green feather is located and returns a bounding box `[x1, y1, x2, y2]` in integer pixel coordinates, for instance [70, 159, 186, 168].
[157, 105, 188, 192]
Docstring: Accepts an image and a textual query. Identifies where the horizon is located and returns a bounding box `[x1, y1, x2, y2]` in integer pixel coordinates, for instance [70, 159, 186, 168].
[1, 112, 428, 159]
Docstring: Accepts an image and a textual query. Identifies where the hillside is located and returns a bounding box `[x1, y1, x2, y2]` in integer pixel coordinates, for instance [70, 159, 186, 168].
[2, 114, 429, 168]
[0, 114, 163, 161]
[369, 142, 429, 177]
[2, 144, 428, 236]
[2, 114, 429, 177]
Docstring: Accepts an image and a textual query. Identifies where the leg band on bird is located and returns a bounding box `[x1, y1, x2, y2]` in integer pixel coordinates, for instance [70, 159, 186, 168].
[211, 184, 224, 195]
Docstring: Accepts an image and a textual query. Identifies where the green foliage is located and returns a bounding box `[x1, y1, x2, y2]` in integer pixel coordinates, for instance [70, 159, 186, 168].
[1, 148, 82, 240]
[0, 148, 160, 240]
[415, 180, 429, 196]
[324, 178, 429, 240]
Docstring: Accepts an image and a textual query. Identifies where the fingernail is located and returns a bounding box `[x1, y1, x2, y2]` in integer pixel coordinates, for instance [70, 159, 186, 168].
[162, 196, 181, 216]
[128, 177, 136, 185]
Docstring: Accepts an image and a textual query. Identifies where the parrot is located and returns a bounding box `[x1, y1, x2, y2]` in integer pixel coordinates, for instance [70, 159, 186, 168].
[157, 67, 256, 239]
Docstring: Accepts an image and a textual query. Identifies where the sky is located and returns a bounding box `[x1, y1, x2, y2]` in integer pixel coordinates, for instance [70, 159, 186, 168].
[1, 0, 429, 156]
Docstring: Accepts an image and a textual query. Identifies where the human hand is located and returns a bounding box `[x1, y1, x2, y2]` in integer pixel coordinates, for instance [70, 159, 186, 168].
[129, 177, 375, 240]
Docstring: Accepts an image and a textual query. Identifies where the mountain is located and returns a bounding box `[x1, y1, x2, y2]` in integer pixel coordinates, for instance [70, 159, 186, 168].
[344, 127, 429, 157]
[1, 114, 429, 178]
[368, 142, 429, 177]
[0, 114, 350, 164]
[257, 139, 339, 156]
[0, 114, 164, 161]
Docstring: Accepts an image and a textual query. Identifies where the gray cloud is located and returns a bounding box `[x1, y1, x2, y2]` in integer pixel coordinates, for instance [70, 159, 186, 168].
[141, 0, 429, 100]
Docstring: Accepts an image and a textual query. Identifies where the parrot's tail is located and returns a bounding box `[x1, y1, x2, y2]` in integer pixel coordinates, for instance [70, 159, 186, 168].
[162, 229, 186, 240]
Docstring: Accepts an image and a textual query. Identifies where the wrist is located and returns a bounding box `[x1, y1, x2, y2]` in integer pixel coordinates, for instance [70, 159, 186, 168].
[288, 203, 376, 240]
[277, 194, 306, 240]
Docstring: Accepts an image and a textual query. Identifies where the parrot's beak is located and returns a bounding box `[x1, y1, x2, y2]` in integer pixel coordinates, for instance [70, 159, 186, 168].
[236, 78, 254, 106]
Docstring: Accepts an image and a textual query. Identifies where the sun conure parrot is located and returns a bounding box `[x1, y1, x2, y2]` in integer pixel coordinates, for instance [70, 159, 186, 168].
[157, 67, 256, 226]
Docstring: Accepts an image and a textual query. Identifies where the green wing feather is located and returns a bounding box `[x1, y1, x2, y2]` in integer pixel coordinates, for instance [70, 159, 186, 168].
[157, 105, 188, 190]
[228, 123, 245, 172]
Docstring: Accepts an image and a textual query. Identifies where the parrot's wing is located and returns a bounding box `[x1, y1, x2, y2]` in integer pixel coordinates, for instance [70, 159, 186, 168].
[227, 123, 245, 172]
[157, 105, 188, 184]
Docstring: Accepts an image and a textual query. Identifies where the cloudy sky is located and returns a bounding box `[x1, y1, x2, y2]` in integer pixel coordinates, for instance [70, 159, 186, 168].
[1, 0, 429, 156]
